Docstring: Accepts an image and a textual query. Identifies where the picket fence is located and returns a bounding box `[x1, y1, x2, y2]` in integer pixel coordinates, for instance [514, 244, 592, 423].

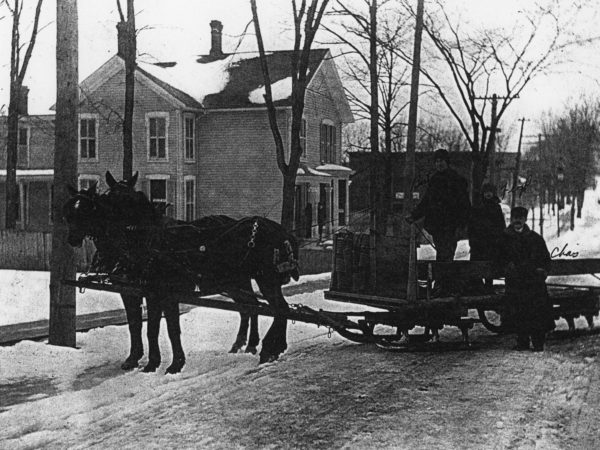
[0, 230, 332, 275]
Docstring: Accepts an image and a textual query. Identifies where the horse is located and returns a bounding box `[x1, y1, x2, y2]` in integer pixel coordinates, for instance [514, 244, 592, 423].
[63, 172, 298, 373]
[63, 177, 261, 371]
[101, 173, 262, 359]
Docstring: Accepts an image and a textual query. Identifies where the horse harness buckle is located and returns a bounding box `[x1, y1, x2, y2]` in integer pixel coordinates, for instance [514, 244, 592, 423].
[247, 220, 259, 248]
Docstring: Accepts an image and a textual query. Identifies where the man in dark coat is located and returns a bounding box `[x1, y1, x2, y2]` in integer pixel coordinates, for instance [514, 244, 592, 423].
[499, 206, 555, 351]
[407, 149, 471, 295]
[468, 183, 506, 292]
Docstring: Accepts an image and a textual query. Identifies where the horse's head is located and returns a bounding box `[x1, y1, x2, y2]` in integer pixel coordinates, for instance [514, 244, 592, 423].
[104, 171, 158, 226]
[63, 182, 103, 247]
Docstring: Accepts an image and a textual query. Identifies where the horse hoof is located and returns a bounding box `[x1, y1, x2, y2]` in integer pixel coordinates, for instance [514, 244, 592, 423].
[259, 353, 279, 364]
[121, 359, 140, 371]
[143, 362, 160, 373]
[245, 346, 257, 355]
[166, 358, 185, 374]
[229, 344, 243, 354]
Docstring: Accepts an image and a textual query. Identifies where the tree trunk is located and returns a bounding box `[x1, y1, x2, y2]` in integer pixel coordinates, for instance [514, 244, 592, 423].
[281, 172, 296, 233]
[49, 0, 78, 348]
[5, 84, 20, 229]
[471, 151, 485, 207]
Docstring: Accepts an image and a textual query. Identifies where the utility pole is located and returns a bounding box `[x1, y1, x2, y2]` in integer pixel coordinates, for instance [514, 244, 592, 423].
[49, 0, 78, 347]
[403, 0, 424, 303]
[538, 133, 544, 237]
[511, 117, 529, 209]
[473, 93, 515, 188]
[368, 0, 379, 287]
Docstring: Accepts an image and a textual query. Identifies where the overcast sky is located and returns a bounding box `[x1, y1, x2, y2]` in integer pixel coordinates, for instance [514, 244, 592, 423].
[1, 0, 599, 147]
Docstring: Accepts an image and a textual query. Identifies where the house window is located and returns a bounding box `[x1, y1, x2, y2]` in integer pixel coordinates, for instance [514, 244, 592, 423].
[147, 113, 168, 160]
[78, 175, 100, 191]
[150, 179, 167, 208]
[320, 122, 336, 163]
[184, 116, 195, 161]
[79, 117, 97, 159]
[18, 128, 28, 146]
[185, 177, 195, 221]
[300, 118, 307, 156]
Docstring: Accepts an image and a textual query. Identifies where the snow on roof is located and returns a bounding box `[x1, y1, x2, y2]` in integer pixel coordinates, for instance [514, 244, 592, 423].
[137, 55, 236, 105]
[297, 164, 331, 177]
[316, 164, 352, 172]
[248, 77, 292, 104]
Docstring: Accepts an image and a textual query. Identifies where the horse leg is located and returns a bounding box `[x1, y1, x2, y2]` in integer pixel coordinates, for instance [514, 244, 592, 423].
[163, 297, 186, 374]
[256, 277, 289, 364]
[143, 294, 162, 372]
[229, 312, 249, 354]
[121, 294, 144, 370]
[246, 313, 260, 355]
[229, 279, 260, 354]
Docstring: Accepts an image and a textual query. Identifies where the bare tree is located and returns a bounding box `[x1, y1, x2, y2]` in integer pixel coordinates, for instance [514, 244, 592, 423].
[249, 0, 329, 231]
[538, 99, 600, 218]
[3, 0, 43, 229]
[116, 0, 135, 179]
[416, 116, 470, 153]
[327, 1, 411, 154]
[397, 0, 599, 204]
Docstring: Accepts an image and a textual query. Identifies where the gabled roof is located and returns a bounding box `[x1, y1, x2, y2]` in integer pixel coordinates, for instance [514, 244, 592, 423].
[76, 55, 203, 111]
[138, 49, 330, 110]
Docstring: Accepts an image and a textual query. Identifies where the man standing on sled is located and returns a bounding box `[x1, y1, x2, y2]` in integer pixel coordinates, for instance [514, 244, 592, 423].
[499, 206, 555, 351]
[406, 149, 471, 296]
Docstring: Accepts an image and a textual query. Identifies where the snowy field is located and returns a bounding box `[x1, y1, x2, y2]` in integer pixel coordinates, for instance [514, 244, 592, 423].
[1, 183, 600, 448]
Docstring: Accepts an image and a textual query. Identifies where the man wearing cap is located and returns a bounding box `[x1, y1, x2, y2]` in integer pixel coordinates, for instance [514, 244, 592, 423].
[499, 206, 554, 351]
[407, 149, 471, 296]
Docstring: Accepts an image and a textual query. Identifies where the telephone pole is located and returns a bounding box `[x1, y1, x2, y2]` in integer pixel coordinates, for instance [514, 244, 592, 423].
[49, 0, 78, 347]
[403, 0, 424, 303]
[473, 94, 516, 187]
[538, 133, 544, 237]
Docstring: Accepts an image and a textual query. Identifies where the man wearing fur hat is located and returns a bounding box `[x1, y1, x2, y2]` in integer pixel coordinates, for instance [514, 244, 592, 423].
[499, 206, 554, 351]
[407, 149, 471, 296]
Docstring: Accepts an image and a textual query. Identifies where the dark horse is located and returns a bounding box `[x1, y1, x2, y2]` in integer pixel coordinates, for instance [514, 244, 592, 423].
[63, 172, 298, 373]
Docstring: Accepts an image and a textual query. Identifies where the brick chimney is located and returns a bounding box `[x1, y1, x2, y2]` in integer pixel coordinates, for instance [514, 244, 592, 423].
[17, 86, 29, 116]
[210, 20, 224, 57]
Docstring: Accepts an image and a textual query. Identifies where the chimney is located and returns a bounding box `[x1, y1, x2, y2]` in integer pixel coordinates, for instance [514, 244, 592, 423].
[209, 20, 223, 57]
[17, 86, 29, 116]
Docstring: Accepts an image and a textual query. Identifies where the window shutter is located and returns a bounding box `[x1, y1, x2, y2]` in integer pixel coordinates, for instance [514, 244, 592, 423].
[332, 126, 337, 163]
[320, 123, 326, 161]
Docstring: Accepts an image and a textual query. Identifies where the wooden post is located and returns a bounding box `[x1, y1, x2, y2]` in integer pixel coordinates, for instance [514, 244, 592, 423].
[49, 0, 78, 347]
[368, 0, 379, 288]
[403, 0, 424, 302]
